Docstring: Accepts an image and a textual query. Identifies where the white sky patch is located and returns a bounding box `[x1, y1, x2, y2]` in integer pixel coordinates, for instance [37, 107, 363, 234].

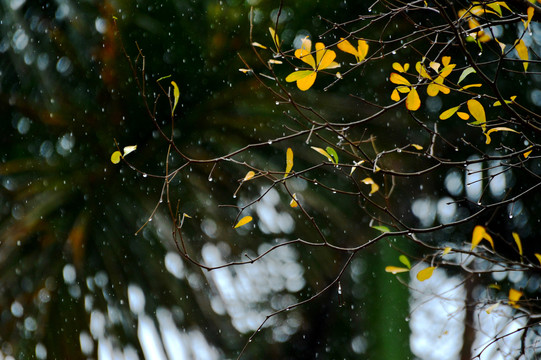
[409, 265, 466, 360]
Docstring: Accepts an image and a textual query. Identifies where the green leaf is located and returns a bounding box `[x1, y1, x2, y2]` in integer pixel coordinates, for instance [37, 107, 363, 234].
[399, 255, 411, 269]
[325, 146, 339, 164]
[372, 225, 390, 232]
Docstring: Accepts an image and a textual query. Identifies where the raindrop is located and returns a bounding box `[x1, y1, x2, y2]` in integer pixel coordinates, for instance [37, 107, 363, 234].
[142, 174, 148, 178]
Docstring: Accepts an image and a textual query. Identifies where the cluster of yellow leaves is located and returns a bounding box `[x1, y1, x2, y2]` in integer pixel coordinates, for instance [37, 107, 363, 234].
[459, 3, 533, 71]
[285, 37, 340, 91]
[284, 36, 369, 91]
[390, 57, 456, 111]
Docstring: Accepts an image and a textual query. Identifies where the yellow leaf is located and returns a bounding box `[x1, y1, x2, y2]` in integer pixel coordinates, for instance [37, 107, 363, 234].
[440, 106, 460, 120]
[471, 225, 494, 250]
[385, 266, 410, 274]
[512, 232, 523, 256]
[457, 112, 470, 120]
[290, 193, 298, 208]
[311, 146, 333, 162]
[415, 61, 432, 79]
[391, 89, 400, 102]
[524, 150, 533, 158]
[525, 7, 534, 30]
[251, 42, 267, 49]
[484, 127, 519, 144]
[515, 39, 529, 72]
[390, 72, 411, 86]
[461, 83, 482, 90]
[295, 37, 315, 68]
[244, 171, 255, 181]
[392, 62, 406, 72]
[234, 216, 253, 228]
[337, 38, 358, 57]
[443, 247, 452, 255]
[485, 302, 500, 314]
[362, 177, 379, 194]
[406, 88, 421, 111]
[286, 71, 317, 91]
[110, 151, 122, 164]
[535, 253, 541, 265]
[171, 81, 180, 115]
[357, 40, 369, 62]
[508, 288, 523, 308]
[315, 42, 337, 70]
[411, 144, 423, 150]
[417, 267, 436, 281]
[284, 147, 293, 178]
[467, 99, 486, 131]
[238, 68, 252, 74]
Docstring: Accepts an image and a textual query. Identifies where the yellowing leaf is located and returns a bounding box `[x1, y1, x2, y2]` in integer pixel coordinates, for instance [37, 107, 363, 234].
[251, 42, 267, 49]
[399, 255, 411, 269]
[311, 146, 333, 162]
[244, 171, 255, 181]
[390, 72, 411, 86]
[443, 247, 452, 255]
[489, 283, 501, 290]
[385, 266, 410, 274]
[238, 68, 252, 74]
[457, 112, 470, 120]
[406, 88, 421, 111]
[362, 177, 379, 194]
[485, 302, 500, 314]
[484, 127, 519, 144]
[269, 27, 280, 51]
[123, 145, 137, 156]
[493, 95, 517, 106]
[471, 225, 494, 250]
[350, 160, 365, 175]
[467, 99, 486, 131]
[535, 253, 541, 266]
[417, 267, 436, 281]
[512, 232, 523, 256]
[524, 150, 533, 158]
[458, 67, 476, 84]
[110, 151, 122, 164]
[171, 81, 180, 116]
[508, 288, 523, 308]
[284, 148, 293, 178]
[515, 39, 529, 72]
[234, 216, 253, 228]
[411, 144, 423, 150]
[290, 193, 298, 208]
[440, 106, 460, 120]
